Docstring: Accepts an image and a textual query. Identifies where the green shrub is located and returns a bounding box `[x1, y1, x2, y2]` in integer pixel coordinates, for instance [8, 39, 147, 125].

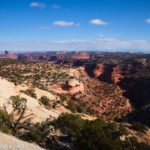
[54, 113, 85, 138]
[76, 120, 122, 150]
[0, 96, 28, 135]
[67, 100, 93, 115]
[39, 96, 50, 108]
[0, 109, 12, 134]
[10, 95, 28, 133]
[131, 122, 148, 133]
[54, 113, 148, 150]
[24, 119, 52, 143]
[60, 94, 67, 102]
[67, 101, 78, 113]
[20, 89, 37, 99]
[10, 96, 27, 112]
[77, 105, 93, 115]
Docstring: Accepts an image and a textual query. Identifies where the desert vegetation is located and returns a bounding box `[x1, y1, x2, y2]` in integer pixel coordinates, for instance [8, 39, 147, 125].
[0, 95, 30, 134]
[54, 113, 149, 150]
[39, 96, 51, 108]
[1, 56, 150, 149]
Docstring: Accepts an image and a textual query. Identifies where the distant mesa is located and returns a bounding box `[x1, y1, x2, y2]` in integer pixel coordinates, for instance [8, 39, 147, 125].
[5, 50, 17, 59]
[17, 52, 91, 62]
[71, 52, 90, 60]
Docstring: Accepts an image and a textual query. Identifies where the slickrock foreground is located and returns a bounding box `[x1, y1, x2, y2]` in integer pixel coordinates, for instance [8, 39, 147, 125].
[0, 132, 44, 150]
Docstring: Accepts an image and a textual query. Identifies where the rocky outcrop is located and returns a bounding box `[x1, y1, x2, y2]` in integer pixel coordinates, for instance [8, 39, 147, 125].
[5, 51, 17, 59]
[93, 63, 113, 83]
[111, 65, 123, 84]
[63, 79, 84, 94]
[111, 64, 134, 84]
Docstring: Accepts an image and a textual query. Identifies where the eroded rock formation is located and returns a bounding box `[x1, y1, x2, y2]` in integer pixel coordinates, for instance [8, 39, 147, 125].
[93, 63, 113, 83]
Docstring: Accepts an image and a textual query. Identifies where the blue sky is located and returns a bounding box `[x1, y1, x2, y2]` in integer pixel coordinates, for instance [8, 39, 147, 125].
[0, 0, 150, 52]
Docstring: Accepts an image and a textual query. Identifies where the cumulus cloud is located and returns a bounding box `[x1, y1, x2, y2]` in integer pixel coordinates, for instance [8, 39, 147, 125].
[30, 2, 46, 8]
[145, 18, 150, 24]
[90, 19, 107, 26]
[52, 4, 61, 9]
[53, 21, 80, 27]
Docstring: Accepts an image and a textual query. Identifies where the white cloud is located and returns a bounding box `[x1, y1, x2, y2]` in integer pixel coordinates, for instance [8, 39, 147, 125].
[90, 19, 107, 26]
[145, 18, 150, 24]
[1, 38, 150, 52]
[53, 21, 80, 27]
[30, 2, 46, 8]
[52, 4, 61, 9]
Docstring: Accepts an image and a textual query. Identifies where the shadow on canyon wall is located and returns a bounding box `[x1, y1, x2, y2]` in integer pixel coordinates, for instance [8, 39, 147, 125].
[85, 63, 114, 83]
[85, 64, 150, 110]
[118, 77, 150, 109]
[84, 63, 97, 77]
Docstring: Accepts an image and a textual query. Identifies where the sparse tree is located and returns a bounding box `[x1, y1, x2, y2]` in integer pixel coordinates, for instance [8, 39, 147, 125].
[2, 95, 33, 134]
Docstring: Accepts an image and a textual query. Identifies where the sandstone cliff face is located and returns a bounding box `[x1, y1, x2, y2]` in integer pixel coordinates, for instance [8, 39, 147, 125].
[111, 65, 134, 84]
[94, 63, 105, 77]
[111, 65, 123, 84]
[87, 62, 137, 85]
[93, 63, 113, 83]
[85, 61, 150, 112]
